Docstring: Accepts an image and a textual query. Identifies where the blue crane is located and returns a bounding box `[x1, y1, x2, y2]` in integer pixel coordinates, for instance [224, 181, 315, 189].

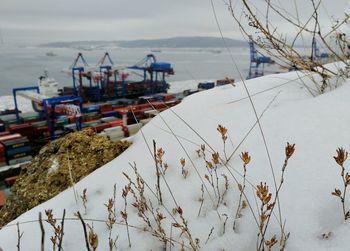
[69, 53, 93, 97]
[311, 37, 329, 60]
[128, 54, 174, 94]
[247, 38, 274, 79]
[93, 52, 118, 100]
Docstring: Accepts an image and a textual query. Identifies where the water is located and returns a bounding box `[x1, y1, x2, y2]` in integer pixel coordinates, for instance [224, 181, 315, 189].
[0, 44, 253, 95]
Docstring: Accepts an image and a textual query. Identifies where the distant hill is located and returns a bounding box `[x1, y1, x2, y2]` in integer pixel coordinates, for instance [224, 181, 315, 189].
[40, 36, 247, 49]
[117, 36, 247, 48]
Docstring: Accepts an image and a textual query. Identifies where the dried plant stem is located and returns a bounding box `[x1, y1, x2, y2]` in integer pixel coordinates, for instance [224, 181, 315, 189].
[166, 100, 263, 230]
[153, 140, 163, 205]
[16, 222, 23, 251]
[205, 227, 214, 244]
[222, 214, 229, 235]
[179, 214, 197, 250]
[221, 174, 229, 204]
[126, 162, 185, 233]
[336, 162, 350, 220]
[6, 217, 192, 250]
[146, 100, 218, 213]
[128, 111, 177, 206]
[208, 171, 216, 197]
[113, 184, 117, 217]
[332, 148, 350, 220]
[58, 209, 66, 251]
[80, 188, 88, 215]
[39, 212, 45, 251]
[169, 224, 174, 251]
[258, 143, 295, 250]
[67, 151, 78, 204]
[223, 139, 228, 163]
[77, 211, 91, 251]
[233, 163, 247, 232]
[213, 165, 221, 208]
[198, 184, 204, 217]
[122, 194, 131, 248]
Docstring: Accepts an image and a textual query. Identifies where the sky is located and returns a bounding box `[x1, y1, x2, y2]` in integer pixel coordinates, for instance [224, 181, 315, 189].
[0, 0, 349, 45]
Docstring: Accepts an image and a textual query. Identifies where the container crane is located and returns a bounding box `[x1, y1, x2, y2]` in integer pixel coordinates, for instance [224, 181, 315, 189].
[247, 38, 274, 79]
[69, 53, 95, 97]
[311, 37, 329, 61]
[128, 54, 174, 94]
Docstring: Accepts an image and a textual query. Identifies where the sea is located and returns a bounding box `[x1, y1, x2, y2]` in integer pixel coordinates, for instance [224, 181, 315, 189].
[0, 44, 255, 96]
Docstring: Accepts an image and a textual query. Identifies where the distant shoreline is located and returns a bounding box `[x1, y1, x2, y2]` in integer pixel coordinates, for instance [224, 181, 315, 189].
[40, 36, 248, 49]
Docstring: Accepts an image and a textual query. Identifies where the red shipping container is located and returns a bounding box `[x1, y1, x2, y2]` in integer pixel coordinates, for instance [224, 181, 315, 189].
[0, 191, 6, 208]
[0, 134, 22, 143]
[23, 118, 40, 123]
[99, 103, 113, 112]
[0, 132, 10, 137]
[34, 126, 49, 137]
[122, 126, 129, 137]
[83, 115, 101, 122]
[108, 119, 124, 127]
[9, 123, 34, 141]
[92, 123, 111, 133]
[4, 176, 17, 187]
[0, 143, 5, 161]
[68, 116, 77, 123]
[112, 105, 125, 109]
[164, 94, 174, 102]
[151, 102, 167, 110]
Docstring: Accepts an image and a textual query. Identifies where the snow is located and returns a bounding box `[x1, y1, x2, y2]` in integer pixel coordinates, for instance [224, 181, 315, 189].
[0, 68, 350, 250]
[47, 159, 60, 175]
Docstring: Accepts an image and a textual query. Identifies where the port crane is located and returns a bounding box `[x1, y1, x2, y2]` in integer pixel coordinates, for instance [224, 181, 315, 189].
[69, 53, 96, 97]
[128, 54, 174, 80]
[311, 37, 329, 61]
[127, 54, 174, 95]
[13, 87, 83, 139]
[247, 38, 275, 79]
[65, 53, 174, 100]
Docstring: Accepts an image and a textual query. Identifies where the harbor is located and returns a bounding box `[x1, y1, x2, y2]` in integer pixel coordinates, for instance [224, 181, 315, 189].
[0, 51, 234, 208]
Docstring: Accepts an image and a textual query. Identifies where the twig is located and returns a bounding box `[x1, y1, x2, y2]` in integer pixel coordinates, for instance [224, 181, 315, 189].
[153, 140, 163, 205]
[332, 147, 350, 220]
[67, 150, 78, 204]
[258, 143, 295, 250]
[198, 184, 204, 217]
[205, 227, 214, 244]
[222, 214, 229, 235]
[39, 213, 45, 251]
[233, 152, 250, 232]
[58, 209, 66, 251]
[16, 222, 23, 251]
[122, 187, 132, 248]
[77, 211, 91, 251]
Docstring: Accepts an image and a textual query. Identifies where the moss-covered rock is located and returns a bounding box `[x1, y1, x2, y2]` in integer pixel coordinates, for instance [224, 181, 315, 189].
[0, 128, 131, 227]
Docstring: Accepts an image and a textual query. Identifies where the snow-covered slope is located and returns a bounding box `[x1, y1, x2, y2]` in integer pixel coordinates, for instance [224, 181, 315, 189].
[1, 70, 350, 250]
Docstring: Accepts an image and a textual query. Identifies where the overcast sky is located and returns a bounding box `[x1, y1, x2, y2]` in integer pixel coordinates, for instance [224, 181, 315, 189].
[0, 0, 349, 44]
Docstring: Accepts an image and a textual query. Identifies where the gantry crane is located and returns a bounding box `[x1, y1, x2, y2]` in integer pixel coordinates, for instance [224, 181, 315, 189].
[127, 54, 174, 94]
[247, 38, 275, 79]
